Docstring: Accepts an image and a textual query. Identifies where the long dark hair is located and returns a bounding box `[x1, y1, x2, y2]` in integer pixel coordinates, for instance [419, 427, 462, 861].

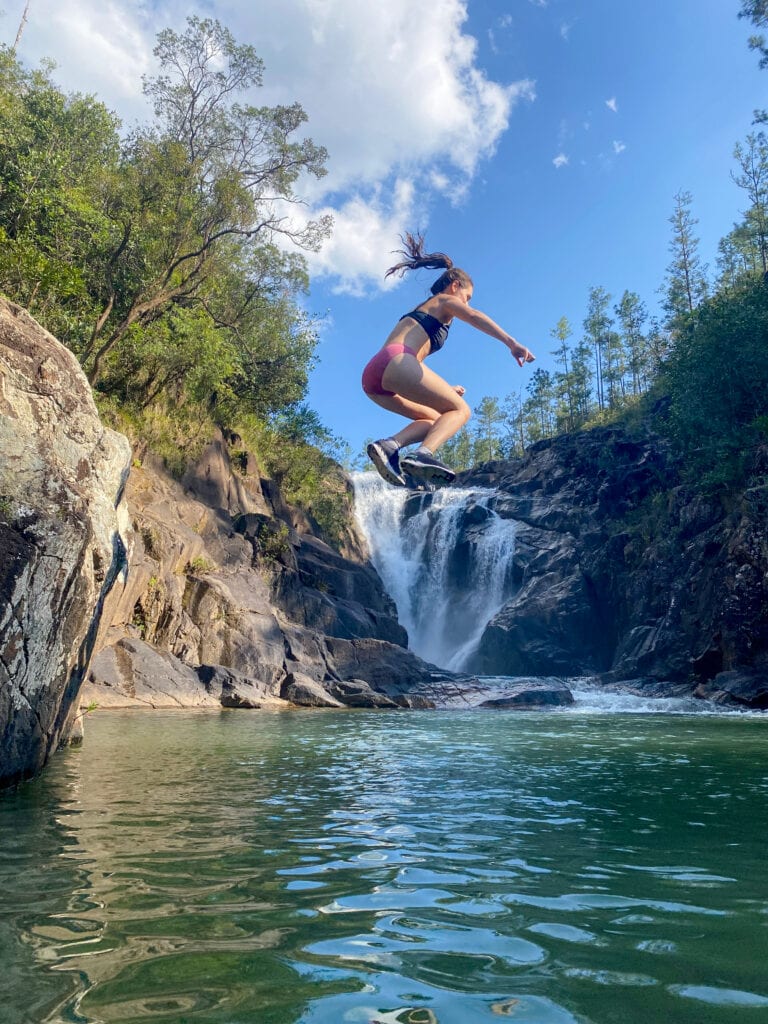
[385, 232, 473, 295]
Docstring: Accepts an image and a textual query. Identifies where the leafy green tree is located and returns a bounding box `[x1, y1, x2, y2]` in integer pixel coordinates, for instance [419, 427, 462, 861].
[662, 189, 708, 333]
[660, 277, 768, 487]
[0, 48, 120, 342]
[83, 17, 331, 383]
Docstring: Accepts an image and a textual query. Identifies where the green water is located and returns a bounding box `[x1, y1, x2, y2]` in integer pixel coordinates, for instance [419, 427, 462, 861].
[1, 709, 768, 1024]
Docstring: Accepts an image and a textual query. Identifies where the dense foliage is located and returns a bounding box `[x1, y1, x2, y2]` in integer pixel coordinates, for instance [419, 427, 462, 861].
[0, 19, 356, 542]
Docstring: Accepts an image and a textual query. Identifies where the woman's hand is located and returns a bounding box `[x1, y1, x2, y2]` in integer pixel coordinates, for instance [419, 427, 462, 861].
[453, 384, 466, 396]
[509, 339, 535, 367]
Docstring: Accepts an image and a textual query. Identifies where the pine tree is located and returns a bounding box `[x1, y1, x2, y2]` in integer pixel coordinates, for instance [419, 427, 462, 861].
[615, 291, 649, 395]
[550, 316, 576, 431]
[662, 189, 708, 333]
[570, 339, 594, 424]
[732, 133, 768, 273]
[603, 329, 628, 407]
[739, 1, 768, 121]
[583, 286, 612, 410]
[524, 368, 555, 441]
[501, 390, 526, 456]
[717, 220, 766, 289]
[472, 395, 505, 464]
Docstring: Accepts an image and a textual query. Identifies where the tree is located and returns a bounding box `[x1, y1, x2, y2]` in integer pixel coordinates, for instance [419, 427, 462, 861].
[583, 286, 613, 410]
[550, 316, 576, 431]
[569, 338, 594, 424]
[717, 221, 764, 288]
[440, 429, 474, 472]
[660, 277, 768, 487]
[615, 291, 649, 395]
[12, 1, 32, 51]
[740, 0, 768, 121]
[0, 51, 121, 342]
[662, 189, 708, 333]
[732, 133, 768, 273]
[83, 17, 331, 383]
[501, 390, 526, 456]
[471, 395, 505, 464]
[524, 368, 556, 441]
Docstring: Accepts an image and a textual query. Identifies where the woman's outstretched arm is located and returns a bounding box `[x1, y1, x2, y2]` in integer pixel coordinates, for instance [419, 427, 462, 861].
[440, 296, 535, 367]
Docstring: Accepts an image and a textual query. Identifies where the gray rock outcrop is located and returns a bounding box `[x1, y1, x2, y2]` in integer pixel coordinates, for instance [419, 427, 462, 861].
[83, 437, 478, 713]
[455, 422, 768, 707]
[0, 299, 131, 786]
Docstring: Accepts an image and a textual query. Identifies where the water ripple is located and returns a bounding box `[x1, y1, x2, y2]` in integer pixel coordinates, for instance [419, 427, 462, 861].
[1, 710, 767, 1024]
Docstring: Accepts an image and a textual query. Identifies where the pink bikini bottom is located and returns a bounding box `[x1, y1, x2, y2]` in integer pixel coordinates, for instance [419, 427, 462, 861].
[362, 344, 418, 397]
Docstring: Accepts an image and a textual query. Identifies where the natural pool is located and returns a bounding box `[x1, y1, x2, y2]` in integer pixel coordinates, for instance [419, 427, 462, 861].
[2, 698, 767, 1024]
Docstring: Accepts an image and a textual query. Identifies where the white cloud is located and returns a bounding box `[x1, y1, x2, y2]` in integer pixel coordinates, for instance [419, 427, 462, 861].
[9, 0, 534, 292]
[613, 140, 626, 154]
[606, 97, 618, 113]
[299, 179, 421, 297]
[6, 0, 155, 118]
[553, 153, 569, 169]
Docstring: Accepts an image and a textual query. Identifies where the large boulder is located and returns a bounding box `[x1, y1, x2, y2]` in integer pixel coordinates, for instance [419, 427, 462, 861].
[0, 299, 131, 785]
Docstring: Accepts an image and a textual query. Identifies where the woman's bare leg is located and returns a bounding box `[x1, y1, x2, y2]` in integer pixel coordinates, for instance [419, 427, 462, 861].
[390, 418, 434, 447]
[378, 354, 470, 451]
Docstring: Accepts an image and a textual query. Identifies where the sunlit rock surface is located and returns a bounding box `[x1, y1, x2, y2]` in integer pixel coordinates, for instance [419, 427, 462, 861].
[0, 299, 131, 785]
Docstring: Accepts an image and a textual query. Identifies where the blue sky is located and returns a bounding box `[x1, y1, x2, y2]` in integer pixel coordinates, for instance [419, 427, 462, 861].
[306, 0, 765, 453]
[3, 0, 765, 454]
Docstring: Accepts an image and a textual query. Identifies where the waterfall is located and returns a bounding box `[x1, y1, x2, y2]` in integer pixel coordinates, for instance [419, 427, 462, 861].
[352, 473, 516, 672]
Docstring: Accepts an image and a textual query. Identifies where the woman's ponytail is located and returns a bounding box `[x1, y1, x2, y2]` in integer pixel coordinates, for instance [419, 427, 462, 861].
[385, 232, 453, 279]
[385, 231, 473, 296]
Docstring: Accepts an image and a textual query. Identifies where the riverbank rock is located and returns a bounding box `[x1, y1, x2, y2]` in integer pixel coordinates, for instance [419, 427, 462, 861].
[479, 678, 575, 710]
[0, 299, 131, 786]
[458, 424, 768, 709]
[84, 434, 476, 715]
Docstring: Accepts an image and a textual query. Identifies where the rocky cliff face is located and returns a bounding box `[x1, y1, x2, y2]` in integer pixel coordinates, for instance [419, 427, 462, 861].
[458, 421, 768, 709]
[0, 299, 131, 786]
[1, 301, 493, 787]
[83, 436, 439, 712]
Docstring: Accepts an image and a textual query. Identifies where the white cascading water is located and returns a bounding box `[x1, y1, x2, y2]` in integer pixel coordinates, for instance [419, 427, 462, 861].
[352, 473, 517, 671]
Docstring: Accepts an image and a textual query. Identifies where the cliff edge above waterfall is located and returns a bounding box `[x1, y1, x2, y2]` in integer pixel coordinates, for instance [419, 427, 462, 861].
[456, 419, 768, 709]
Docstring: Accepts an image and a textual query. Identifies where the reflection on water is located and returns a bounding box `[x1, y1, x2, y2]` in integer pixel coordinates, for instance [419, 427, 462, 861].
[1, 709, 768, 1024]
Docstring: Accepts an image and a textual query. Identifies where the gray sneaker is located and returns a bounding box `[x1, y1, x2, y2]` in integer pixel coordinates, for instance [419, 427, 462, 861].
[399, 450, 456, 484]
[367, 441, 406, 486]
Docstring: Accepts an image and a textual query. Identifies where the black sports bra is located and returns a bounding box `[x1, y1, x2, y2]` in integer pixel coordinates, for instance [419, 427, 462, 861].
[399, 308, 451, 354]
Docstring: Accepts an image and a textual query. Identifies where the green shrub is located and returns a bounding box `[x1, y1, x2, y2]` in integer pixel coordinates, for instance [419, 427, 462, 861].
[659, 278, 768, 489]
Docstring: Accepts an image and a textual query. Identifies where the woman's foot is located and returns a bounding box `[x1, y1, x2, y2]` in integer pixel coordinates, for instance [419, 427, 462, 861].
[400, 449, 456, 484]
[367, 440, 406, 486]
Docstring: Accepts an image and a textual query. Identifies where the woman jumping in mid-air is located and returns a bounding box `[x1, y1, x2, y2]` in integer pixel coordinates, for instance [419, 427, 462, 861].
[362, 233, 535, 486]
